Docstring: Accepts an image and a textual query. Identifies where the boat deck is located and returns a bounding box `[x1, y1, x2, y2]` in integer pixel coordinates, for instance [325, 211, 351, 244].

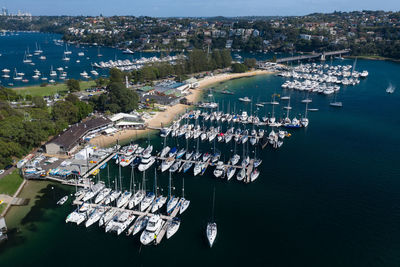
[156, 198, 184, 244]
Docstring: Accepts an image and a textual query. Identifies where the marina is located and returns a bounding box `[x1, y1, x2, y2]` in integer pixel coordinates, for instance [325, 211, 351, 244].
[2, 57, 400, 267]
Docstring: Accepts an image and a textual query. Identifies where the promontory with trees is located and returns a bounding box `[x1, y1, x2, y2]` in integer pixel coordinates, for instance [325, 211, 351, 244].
[1, 11, 400, 59]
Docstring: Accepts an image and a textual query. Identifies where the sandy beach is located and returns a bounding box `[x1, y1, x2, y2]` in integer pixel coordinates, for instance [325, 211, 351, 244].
[89, 69, 273, 147]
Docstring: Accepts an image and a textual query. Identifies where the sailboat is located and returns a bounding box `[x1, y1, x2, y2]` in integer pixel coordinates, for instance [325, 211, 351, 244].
[386, 83, 395, 94]
[151, 169, 167, 213]
[62, 53, 70, 61]
[34, 42, 43, 54]
[166, 217, 181, 239]
[97, 47, 103, 57]
[179, 178, 190, 214]
[129, 171, 145, 209]
[206, 188, 217, 248]
[166, 172, 179, 215]
[300, 101, 310, 127]
[23, 51, 32, 63]
[329, 92, 342, 107]
[64, 44, 72, 55]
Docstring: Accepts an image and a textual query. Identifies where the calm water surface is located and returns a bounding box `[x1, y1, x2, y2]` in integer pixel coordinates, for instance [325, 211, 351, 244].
[1, 35, 400, 267]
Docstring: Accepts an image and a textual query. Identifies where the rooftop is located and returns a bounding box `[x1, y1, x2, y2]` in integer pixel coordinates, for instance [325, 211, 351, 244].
[49, 116, 111, 151]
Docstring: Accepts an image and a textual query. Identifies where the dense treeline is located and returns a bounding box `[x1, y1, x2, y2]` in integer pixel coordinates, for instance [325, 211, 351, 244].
[90, 69, 139, 113]
[0, 86, 93, 168]
[130, 49, 232, 83]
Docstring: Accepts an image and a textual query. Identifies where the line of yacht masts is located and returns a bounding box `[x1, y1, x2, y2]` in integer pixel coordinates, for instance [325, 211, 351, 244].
[66, 162, 190, 245]
[167, 109, 309, 129]
[115, 142, 261, 182]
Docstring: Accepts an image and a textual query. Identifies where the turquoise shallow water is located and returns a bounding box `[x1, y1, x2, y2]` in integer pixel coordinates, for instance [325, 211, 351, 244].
[1, 38, 400, 266]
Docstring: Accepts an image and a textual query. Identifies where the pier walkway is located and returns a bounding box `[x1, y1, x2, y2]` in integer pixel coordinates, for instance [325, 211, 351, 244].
[72, 200, 178, 221]
[82, 152, 117, 179]
[73, 196, 183, 245]
[264, 49, 350, 64]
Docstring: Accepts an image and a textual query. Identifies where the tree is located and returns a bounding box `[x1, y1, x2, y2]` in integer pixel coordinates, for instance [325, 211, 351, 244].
[51, 100, 79, 124]
[220, 49, 233, 68]
[109, 68, 124, 83]
[95, 77, 107, 87]
[65, 93, 80, 104]
[66, 79, 80, 92]
[106, 82, 139, 113]
[32, 96, 46, 108]
[231, 63, 248, 73]
[244, 58, 257, 69]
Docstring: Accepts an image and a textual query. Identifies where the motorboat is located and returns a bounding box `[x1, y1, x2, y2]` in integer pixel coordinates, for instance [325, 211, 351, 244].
[57, 196, 68, 205]
[140, 214, 164, 245]
[138, 156, 155, 171]
[238, 96, 251, 102]
[213, 161, 225, 178]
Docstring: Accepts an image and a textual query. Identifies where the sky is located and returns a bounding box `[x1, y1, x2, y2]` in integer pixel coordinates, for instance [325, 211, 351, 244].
[1, 0, 399, 17]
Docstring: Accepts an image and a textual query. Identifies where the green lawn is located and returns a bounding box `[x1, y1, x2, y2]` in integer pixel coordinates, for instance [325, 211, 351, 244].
[0, 204, 5, 214]
[13, 80, 96, 97]
[0, 170, 24, 196]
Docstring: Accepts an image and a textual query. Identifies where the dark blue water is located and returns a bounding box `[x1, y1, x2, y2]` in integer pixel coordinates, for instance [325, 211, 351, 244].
[1, 43, 400, 266]
[0, 32, 288, 88]
[0, 32, 175, 87]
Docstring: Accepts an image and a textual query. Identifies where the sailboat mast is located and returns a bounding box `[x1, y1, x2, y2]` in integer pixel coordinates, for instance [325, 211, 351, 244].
[154, 168, 157, 195]
[211, 187, 216, 222]
[182, 178, 185, 198]
[118, 163, 122, 191]
[129, 164, 134, 193]
[107, 164, 110, 188]
[168, 171, 172, 199]
[286, 97, 291, 118]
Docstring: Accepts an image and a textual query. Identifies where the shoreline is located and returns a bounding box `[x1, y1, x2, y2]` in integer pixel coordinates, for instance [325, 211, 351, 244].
[4, 180, 52, 229]
[89, 69, 274, 147]
[344, 55, 400, 62]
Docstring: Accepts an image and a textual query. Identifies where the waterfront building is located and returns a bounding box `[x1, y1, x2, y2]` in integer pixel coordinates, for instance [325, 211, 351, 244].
[45, 117, 112, 155]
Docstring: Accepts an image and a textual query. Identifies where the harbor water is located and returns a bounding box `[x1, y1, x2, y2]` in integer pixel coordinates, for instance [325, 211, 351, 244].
[1, 35, 400, 266]
[0, 32, 177, 87]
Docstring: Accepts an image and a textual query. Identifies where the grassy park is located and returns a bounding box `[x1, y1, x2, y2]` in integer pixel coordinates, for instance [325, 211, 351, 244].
[0, 170, 24, 196]
[13, 80, 96, 97]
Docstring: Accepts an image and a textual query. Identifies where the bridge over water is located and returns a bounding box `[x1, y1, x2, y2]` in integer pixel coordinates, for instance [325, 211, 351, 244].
[268, 49, 351, 64]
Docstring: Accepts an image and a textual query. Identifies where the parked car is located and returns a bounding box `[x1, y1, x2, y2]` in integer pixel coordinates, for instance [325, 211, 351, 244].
[4, 165, 13, 170]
